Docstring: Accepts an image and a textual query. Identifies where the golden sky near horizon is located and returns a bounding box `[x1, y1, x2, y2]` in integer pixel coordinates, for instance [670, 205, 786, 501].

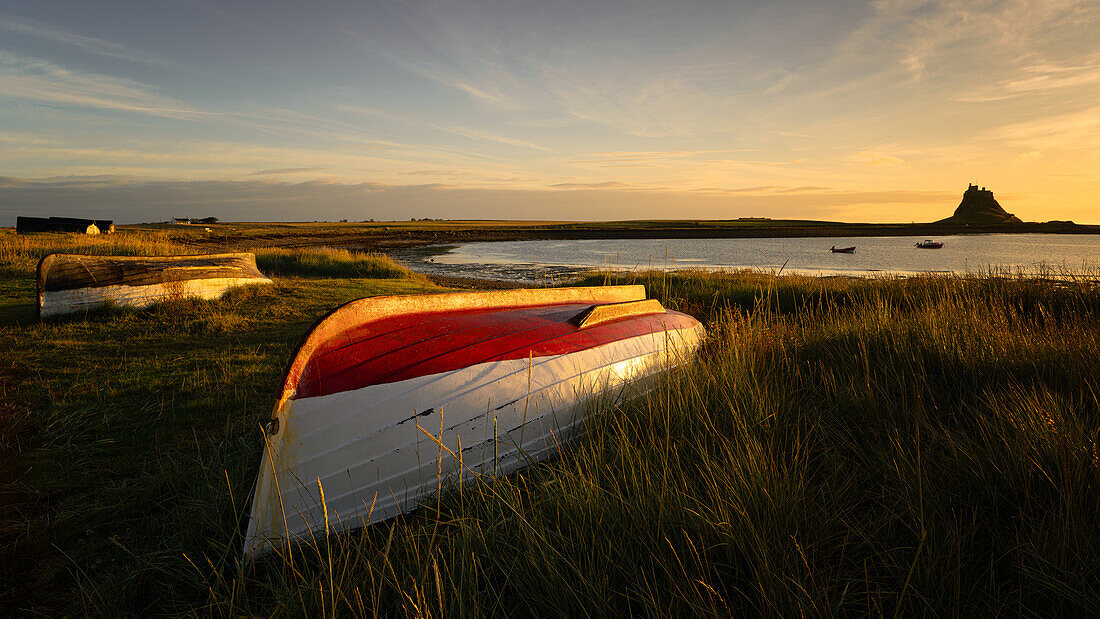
[1, 0, 1098, 224]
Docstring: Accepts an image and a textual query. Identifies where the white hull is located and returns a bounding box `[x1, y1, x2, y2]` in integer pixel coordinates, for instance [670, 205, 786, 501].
[244, 324, 703, 556]
[39, 277, 272, 317]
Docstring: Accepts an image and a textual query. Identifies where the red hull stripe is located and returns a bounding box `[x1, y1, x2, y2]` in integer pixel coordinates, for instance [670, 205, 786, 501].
[296, 304, 698, 399]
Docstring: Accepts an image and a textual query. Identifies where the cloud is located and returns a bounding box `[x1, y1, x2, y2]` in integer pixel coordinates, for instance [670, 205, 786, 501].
[0, 53, 213, 119]
[693, 185, 837, 195]
[560, 150, 763, 167]
[250, 167, 329, 175]
[987, 105, 1100, 151]
[777, 185, 833, 193]
[0, 176, 962, 226]
[434, 125, 549, 152]
[852, 151, 904, 166]
[957, 54, 1100, 101]
[550, 181, 632, 189]
[0, 13, 177, 69]
[835, 0, 1100, 112]
[1004, 59, 1100, 93]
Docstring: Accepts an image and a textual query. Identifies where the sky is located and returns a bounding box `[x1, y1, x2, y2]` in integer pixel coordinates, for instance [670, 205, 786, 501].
[1, 0, 1098, 225]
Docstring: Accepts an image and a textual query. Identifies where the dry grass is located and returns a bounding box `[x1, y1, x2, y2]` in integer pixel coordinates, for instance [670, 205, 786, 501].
[0, 229, 193, 277]
[0, 230, 414, 281]
[186, 270, 1098, 616]
[3, 262, 1098, 615]
[254, 247, 418, 279]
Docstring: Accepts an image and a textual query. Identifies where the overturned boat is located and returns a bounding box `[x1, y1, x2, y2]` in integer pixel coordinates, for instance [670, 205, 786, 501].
[37, 252, 272, 318]
[244, 285, 704, 556]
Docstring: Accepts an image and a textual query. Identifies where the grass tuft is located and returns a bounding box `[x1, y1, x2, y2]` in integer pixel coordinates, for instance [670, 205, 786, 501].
[254, 247, 417, 279]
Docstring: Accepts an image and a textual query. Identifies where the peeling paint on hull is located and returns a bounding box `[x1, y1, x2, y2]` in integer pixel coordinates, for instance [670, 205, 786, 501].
[39, 276, 272, 317]
[36, 252, 272, 318]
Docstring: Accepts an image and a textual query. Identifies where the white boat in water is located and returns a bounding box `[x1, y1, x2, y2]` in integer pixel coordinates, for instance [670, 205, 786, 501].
[244, 285, 705, 556]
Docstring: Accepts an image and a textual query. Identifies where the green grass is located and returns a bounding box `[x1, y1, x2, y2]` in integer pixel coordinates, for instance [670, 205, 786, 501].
[2, 255, 1099, 614]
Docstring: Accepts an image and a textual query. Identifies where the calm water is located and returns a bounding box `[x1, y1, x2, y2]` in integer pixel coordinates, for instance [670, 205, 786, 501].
[395, 234, 1100, 283]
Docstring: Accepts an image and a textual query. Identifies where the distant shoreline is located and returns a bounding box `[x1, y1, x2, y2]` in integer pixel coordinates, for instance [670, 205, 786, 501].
[132, 219, 1100, 254]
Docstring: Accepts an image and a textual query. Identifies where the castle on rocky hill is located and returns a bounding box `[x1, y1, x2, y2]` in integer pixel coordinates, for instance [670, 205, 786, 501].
[936, 184, 1022, 225]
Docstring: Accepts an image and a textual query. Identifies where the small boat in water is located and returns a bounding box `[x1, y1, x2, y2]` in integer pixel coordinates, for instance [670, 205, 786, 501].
[830, 246, 856, 253]
[244, 285, 705, 556]
[37, 252, 272, 318]
[915, 240, 944, 249]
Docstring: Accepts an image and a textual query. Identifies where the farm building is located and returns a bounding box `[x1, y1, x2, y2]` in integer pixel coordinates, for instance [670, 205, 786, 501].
[16, 216, 106, 235]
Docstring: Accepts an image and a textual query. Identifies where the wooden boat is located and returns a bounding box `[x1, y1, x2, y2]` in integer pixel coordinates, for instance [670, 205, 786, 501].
[915, 240, 944, 249]
[244, 285, 705, 556]
[37, 252, 272, 318]
[830, 246, 856, 253]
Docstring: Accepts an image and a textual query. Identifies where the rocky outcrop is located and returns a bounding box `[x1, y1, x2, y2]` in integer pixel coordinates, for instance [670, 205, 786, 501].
[937, 184, 1022, 225]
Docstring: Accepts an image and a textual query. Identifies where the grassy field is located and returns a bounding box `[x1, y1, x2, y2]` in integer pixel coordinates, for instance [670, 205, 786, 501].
[2, 231, 1099, 615]
[60, 217, 1100, 254]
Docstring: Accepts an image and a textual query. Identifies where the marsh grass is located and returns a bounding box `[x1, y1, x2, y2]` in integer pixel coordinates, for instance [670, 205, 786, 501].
[0, 230, 414, 281]
[254, 247, 417, 279]
[2, 263, 1099, 615]
[0, 229, 191, 277]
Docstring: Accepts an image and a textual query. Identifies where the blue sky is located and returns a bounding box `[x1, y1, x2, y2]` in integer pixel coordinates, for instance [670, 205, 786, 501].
[1, 0, 1098, 224]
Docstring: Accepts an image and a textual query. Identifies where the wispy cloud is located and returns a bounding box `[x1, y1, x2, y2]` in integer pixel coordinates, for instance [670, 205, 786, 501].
[988, 105, 1100, 151]
[561, 149, 760, 165]
[957, 54, 1100, 101]
[0, 13, 178, 68]
[0, 176, 962, 225]
[692, 185, 835, 195]
[0, 53, 213, 119]
[434, 125, 549, 152]
[250, 167, 329, 175]
[852, 151, 904, 166]
[550, 181, 633, 189]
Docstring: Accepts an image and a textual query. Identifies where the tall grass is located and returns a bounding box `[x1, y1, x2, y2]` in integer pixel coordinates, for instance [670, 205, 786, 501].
[178, 270, 1098, 616]
[0, 231, 414, 281]
[254, 247, 417, 279]
[0, 229, 191, 277]
[3, 267, 1098, 615]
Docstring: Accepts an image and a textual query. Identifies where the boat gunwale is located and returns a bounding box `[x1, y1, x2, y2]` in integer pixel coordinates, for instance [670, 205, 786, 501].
[275, 285, 648, 405]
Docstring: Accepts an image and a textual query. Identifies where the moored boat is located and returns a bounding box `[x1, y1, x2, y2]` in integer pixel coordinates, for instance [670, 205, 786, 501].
[915, 240, 944, 249]
[244, 285, 705, 556]
[36, 252, 272, 318]
[830, 246, 856, 253]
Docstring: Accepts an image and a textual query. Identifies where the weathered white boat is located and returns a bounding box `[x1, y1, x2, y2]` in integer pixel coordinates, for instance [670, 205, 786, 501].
[244, 285, 704, 556]
[36, 252, 273, 318]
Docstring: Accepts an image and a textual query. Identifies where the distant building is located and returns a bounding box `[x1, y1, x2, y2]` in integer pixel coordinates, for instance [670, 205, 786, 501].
[16, 216, 103, 235]
[173, 218, 191, 224]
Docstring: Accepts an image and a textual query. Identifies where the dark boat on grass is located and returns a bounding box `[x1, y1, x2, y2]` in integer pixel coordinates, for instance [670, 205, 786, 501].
[830, 246, 856, 253]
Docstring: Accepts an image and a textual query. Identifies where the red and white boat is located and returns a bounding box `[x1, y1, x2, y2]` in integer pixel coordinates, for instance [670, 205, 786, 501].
[244, 285, 704, 556]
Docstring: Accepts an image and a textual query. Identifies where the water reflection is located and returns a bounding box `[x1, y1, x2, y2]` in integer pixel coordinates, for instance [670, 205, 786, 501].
[392, 234, 1100, 284]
